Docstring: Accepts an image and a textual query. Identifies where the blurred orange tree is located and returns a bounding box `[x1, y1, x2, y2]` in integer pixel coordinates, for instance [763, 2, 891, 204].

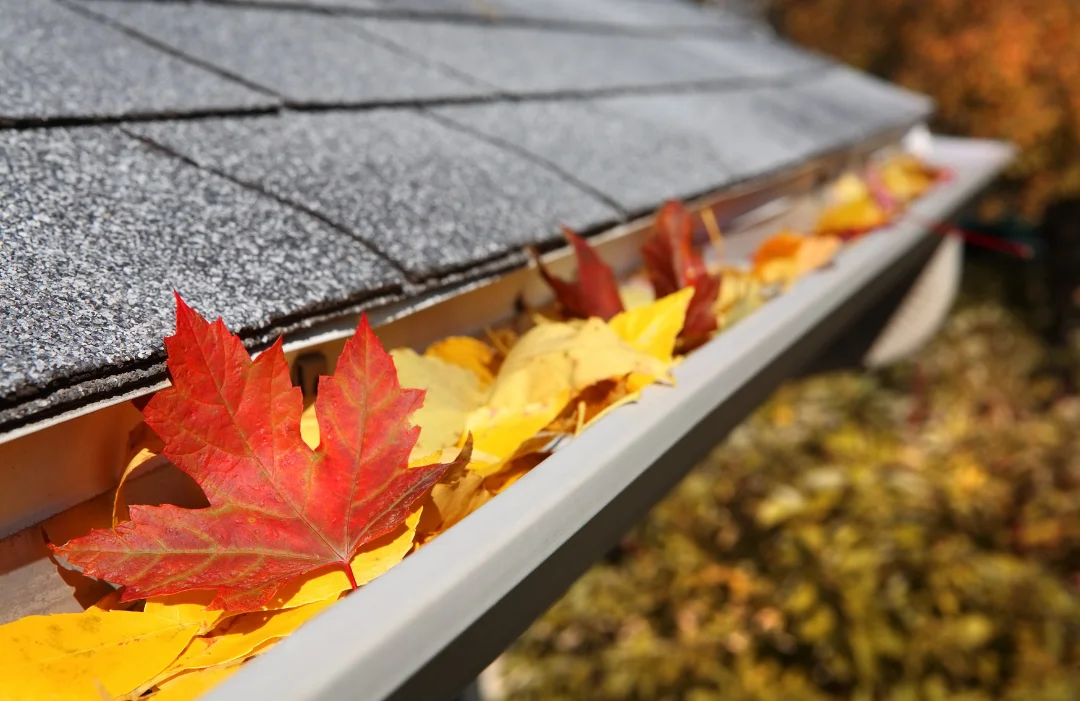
[769, 0, 1080, 219]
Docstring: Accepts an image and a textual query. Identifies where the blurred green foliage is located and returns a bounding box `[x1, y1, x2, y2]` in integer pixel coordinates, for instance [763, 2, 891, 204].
[502, 276, 1080, 700]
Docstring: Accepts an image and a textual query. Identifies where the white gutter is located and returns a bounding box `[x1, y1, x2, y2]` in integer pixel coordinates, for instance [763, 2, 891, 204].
[203, 136, 1013, 701]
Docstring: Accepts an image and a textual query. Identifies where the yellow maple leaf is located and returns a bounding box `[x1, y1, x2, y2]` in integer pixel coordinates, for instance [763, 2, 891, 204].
[815, 196, 888, 238]
[144, 592, 225, 635]
[424, 336, 499, 388]
[617, 278, 656, 311]
[148, 663, 242, 701]
[299, 402, 320, 449]
[112, 422, 168, 526]
[491, 318, 671, 404]
[300, 350, 485, 462]
[466, 319, 670, 475]
[164, 599, 334, 674]
[0, 610, 198, 701]
[879, 154, 938, 204]
[417, 460, 492, 541]
[391, 348, 487, 459]
[609, 287, 694, 364]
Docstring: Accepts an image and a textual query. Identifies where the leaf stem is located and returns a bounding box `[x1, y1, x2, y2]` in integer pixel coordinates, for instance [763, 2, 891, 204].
[343, 562, 358, 590]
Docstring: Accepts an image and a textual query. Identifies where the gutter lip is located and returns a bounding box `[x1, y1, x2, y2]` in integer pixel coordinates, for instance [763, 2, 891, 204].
[202, 135, 1015, 701]
[0, 120, 920, 446]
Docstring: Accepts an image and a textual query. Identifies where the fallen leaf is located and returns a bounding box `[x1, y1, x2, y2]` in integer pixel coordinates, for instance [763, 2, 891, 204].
[680, 272, 723, 344]
[391, 348, 486, 459]
[877, 154, 943, 204]
[87, 589, 130, 613]
[465, 400, 568, 478]
[0, 610, 198, 701]
[484, 327, 518, 357]
[752, 231, 842, 288]
[425, 336, 500, 387]
[483, 452, 547, 495]
[534, 226, 624, 321]
[491, 318, 671, 405]
[166, 599, 334, 673]
[144, 591, 225, 635]
[642, 201, 708, 297]
[148, 663, 242, 701]
[55, 295, 469, 611]
[466, 319, 669, 475]
[113, 422, 168, 526]
[545, 379, 642, 437]
[300, 404, 320, 449]
[815, 195, 888, 239]
[262, 507, 423, 611]
[609, 287, 694, 364]
[715, 268, 765, 329]
[641, 200, 722, 341]
[417, 462, 491, 540]
[618, 279, 656, 311]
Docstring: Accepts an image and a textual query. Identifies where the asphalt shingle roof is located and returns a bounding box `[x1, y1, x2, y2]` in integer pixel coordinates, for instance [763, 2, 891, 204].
[0, 0, 276, 124]
[0, 0, 932, 434]
[80, 2, 492, 104]
[128, 110, 618, 279]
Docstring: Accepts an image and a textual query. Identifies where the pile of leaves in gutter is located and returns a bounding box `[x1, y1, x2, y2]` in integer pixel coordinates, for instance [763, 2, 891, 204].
[0, 154, 946, 701]
[498, 275, 1080, 700]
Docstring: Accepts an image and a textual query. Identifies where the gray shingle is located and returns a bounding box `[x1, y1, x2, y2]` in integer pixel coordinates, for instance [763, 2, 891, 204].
[755, 69, 933, 153]
[0, 126, 404, 417]
[595, 72, 931, 181]
[80, 1, 490, 105]
[0, 0, 275, 123]
[497, 0, 744, 28]
[224, 0, 379, 6]
[129, 110, 619, 279]
[432, 100, 732, 213]
[355, 19, 779, 94]
[369, 0, 745, 30]
[594, 88, 821, 180]
[680, 36, 826, 77]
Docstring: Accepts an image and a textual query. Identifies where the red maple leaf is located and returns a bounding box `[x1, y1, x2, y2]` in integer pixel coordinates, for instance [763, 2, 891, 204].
[641, 201, 721, 340]
[54, 295, 469, 611]
[535, 226, 625, 321]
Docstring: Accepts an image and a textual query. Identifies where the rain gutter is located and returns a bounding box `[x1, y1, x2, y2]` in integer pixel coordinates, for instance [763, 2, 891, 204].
[204, 135, 1014, 701]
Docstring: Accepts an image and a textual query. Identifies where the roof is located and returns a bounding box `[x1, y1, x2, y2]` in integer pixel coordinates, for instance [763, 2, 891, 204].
[0, 0, 932, 435]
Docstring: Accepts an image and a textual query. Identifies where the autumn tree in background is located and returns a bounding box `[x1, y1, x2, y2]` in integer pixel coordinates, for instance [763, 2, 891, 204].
[769, 0, 1080, 220]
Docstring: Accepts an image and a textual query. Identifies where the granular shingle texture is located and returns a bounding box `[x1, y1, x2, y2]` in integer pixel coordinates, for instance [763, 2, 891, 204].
[598, 71, 931, 180]
[0, 127, 404, 423]
[82, 1, 489, 104]
[0, 0, 276, 123]
[596, 88, 825, 180]
[680, 36, 826, 78]
[764, 68, 934, 150]
[431, 100, 733, 213]
[222, 0, 379, 6]
[0, 0, 936, 434]
[368, 0, 746, 31]
[356, 19, 776, 94]
[129, 110, 619, 279]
